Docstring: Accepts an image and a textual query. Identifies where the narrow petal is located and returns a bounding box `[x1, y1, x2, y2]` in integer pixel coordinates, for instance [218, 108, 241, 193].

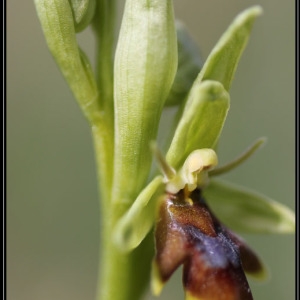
[227, 230, 268, 280]
[155, 192, 191, 277]
[209, 137, 266, 176]
[152, 193, 190, 294]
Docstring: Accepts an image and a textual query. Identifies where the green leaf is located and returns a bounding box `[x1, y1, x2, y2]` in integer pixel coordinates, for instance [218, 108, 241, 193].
[165, 21, 203, 106]
[166, 80, 229, 169]
[113, 0, 177, 205]
[34, 0, 99, 122]
[196, 5, 263, 91]
[203, 179, 295, 234]
[113, 176, 164, 252]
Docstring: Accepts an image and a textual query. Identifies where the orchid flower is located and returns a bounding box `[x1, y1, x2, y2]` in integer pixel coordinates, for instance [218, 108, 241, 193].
[34, 1, 295, 299]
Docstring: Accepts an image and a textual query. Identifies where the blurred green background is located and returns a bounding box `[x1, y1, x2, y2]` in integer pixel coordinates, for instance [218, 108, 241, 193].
[7, 1, 295, 299]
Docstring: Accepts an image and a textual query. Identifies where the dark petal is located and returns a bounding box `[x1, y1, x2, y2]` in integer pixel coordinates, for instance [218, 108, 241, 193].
[154, 195, 189, 282]
[191, 188, 267, 279]
[169, 200, 217, 237]
[184, 226, 240, 270]
[182, 225, 253, 300]
[153, 188, 261, 298]
[226, 230, 267, 279]
[183, 252, 253, 300]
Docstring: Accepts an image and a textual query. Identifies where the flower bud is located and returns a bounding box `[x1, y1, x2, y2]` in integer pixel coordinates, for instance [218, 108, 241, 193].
[69, 0, 96, 32]
[113, 0, 177, 205]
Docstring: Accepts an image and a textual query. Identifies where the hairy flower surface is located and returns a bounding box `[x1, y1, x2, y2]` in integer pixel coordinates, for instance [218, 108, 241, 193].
[152, 188, 264, 300]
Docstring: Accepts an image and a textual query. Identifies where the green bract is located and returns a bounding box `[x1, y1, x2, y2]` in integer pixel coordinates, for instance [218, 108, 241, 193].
[69, 0, 96, 32]
[34, 0, 99, 122]
[112, 0, 177, 207]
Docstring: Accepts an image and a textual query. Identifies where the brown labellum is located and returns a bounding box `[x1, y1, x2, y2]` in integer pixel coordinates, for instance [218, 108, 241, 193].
[152, 188, 265, 300]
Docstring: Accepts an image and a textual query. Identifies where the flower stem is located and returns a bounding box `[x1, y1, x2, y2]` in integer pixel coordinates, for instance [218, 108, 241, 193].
[91, 2, 154, 299]
[93, 126, 154, 300]
[95, 203, 154, 300]
[92, 0, 116, 117]
[91, 0, 116, 240]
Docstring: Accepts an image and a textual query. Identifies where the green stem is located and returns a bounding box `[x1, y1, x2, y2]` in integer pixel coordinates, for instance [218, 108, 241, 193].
[92, 123, 113, 215]
[93, 0, 116, 119]
[93, 125, 153, 300]
[96, 202, 154, 300]
[92, 1, 152, 299]
[91, 0, 115, 237]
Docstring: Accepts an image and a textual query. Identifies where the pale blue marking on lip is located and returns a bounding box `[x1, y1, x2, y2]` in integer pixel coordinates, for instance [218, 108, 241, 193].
[184, 225, 240, 269]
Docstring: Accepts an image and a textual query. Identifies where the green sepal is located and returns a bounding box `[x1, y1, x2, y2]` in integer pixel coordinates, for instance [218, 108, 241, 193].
[165, 21, 203, 107]
[113, 0, 177, 205]
[113, 176, 164, 252]
[68, 0, 96, 32]
[196, 6, 263, 91]
[166, 80, 229, 169]
[204, 179, 295, 234]
[34, 0, 99, 122]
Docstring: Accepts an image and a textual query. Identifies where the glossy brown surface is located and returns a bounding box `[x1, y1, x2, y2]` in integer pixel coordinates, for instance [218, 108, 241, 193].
[153, 188, 263, 300]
